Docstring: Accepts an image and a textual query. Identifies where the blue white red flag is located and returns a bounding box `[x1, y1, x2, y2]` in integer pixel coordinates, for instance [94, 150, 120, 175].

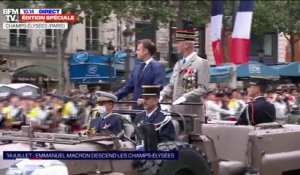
[211, 0, 225, 65]
[230, 0, 254, 64]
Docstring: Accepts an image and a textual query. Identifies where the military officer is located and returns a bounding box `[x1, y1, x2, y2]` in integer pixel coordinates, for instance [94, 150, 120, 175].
[160, 27, 210, 121]
[236, 77, 276, 125]
[88, 91, 124, 136]
[134, 85, 175, 146]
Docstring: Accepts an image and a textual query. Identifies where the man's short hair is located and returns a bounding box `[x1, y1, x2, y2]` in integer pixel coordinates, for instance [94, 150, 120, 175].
[137, 39, 156, 56]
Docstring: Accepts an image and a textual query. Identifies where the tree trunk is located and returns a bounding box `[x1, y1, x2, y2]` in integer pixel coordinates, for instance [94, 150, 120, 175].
[151, 18, 157, 44]
[177, 0, 185, 28]
[56, 30, 64, 96]
[61, 24, 74, 95]
[290, 33, 296, 62]
[232, 0, 239, 28]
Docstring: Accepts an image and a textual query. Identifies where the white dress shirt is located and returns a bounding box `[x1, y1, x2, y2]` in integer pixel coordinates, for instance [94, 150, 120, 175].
[182, 52, 197, 64]
[146, 107, 158, 118]
[143, 57, 154, 70]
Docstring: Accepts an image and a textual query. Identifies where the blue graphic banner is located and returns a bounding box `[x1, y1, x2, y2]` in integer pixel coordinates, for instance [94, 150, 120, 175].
[70, 51, 117, 84]
[70, 63, 116, 83]
[3, 151, 178, 160]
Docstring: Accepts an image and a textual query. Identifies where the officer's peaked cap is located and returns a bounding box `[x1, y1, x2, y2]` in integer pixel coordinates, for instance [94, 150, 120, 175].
[95, 91, 118, 102]
[175, 20, 195, 41]
[142, 85, 160, 97]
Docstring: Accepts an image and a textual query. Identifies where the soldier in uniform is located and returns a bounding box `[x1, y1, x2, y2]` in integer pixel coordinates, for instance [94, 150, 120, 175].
[236, 77, 276, 125]
[88, 91, 124, 136]
[134, 85, 175, 149]
[160, 27, 210, 121]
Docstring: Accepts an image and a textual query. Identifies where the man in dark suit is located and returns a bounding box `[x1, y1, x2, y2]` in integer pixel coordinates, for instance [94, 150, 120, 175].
[236, 77, 276, 125]
[114, 39, 165, 109]
[134, 85, 175, 149]
[89, 91, 124, 136]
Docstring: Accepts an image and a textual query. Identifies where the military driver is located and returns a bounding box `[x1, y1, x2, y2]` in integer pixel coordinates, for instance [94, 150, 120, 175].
[134, 85, 176, 150]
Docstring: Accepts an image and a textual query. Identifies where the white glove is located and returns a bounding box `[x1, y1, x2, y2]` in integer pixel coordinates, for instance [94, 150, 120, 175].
[160, 104, 171, 112]
[172, 96, 187, 105]
[137, 98, 144, 105]
[135, 141, 144, 151]
[159, 95, 164, 102]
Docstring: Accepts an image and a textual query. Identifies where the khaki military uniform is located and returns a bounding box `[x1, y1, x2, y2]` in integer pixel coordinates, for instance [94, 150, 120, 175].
[161, 53, 210, 120]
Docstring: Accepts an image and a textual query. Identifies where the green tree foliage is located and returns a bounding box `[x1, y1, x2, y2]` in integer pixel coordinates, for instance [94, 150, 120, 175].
[130, 1, 177, 24]
[129, 1, 211, 28]
[273, 0, 300, 61]
[252, 0, 300, 61]
[180, 0, 211, 27]
[251, 1, 274, 35]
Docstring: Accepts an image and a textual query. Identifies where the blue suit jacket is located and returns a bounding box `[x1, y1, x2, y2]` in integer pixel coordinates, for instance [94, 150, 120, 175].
[115, 59, 165, 109]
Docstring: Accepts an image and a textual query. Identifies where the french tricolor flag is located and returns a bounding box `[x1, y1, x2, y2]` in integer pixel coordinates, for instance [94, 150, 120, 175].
[230, 0, 254, 64]
[211, 0, 225, 65]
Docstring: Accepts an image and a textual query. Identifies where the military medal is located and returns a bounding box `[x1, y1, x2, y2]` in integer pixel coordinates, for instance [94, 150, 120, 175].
[182, 68, 198, 92]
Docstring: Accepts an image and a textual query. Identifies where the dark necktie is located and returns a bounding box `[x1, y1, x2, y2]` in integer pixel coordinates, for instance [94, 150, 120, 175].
[138, 63, 146, 79]
[182, 58, 186, 64]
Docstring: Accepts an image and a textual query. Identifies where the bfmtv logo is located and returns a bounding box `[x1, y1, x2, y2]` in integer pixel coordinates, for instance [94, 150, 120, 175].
[2, 9, 19, 22]
[88, 65, 97, 74]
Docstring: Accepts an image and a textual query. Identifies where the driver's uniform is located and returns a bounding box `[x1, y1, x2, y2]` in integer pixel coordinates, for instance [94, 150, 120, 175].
[134, 107, 175, 144]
